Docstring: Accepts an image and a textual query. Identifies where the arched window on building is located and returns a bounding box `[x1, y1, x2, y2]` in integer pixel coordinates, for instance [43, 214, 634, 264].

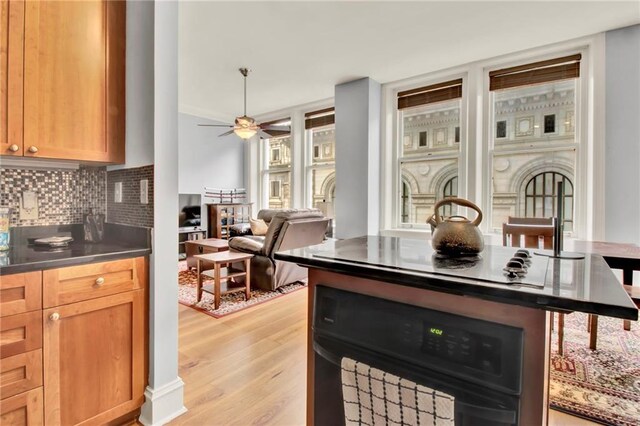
[441, 176, 458, 217]
[401, 181, 411, 223]
[524, 172, 573, 230]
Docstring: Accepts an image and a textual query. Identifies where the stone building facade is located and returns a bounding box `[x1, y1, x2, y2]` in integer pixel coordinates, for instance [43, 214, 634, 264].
[263, 81, 576, 231]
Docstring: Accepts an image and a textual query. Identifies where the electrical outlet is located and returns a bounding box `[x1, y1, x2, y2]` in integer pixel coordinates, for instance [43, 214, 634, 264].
[114, 182, 123, 203]
[140, 179, 148, 204]
[20, 191, 39, 220]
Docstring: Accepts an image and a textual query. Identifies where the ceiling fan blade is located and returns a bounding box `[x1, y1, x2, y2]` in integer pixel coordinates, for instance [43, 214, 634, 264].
[260, 125, 291, 132]
[218, 129, 236, 137]
[198, 124, 234, 127]
[258, 130, 274, 139]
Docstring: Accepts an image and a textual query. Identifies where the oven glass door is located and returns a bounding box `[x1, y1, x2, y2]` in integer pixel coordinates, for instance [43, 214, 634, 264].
[313, 333, 519, 426]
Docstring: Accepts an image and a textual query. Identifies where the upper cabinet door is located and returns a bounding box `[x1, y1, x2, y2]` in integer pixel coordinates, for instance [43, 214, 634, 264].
[23, 0, 125, 163]
[0, 0, 24, 157]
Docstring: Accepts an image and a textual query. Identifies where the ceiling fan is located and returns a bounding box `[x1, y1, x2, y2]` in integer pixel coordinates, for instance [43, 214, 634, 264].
[198, 68, 290, 140]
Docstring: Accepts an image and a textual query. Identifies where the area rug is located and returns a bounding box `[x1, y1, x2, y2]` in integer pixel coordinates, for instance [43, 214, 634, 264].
[177, 261, 306, 318]
[549, 312, 640, 425]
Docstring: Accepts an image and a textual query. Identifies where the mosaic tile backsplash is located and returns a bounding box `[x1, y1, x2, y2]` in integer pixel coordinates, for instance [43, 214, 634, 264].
[107, 165, 154, 228]
[0, 166, 107, 227]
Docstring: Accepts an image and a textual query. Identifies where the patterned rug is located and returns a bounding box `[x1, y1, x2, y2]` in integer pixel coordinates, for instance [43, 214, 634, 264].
[550, 312, 640, 425]
[177, 261, 306, 318]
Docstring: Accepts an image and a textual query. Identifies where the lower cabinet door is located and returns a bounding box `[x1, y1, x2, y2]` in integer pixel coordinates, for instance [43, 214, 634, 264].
[0, 387, 44, 426]
[43, 290, 145, 425]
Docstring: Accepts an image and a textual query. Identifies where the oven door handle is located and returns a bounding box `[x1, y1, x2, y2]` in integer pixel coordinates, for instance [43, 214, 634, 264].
[456, 400, 517, 424]
[313, 340, 342, 367]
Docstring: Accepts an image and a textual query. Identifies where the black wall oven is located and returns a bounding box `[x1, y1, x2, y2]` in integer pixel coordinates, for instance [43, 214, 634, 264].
[313, 286, 525, 426]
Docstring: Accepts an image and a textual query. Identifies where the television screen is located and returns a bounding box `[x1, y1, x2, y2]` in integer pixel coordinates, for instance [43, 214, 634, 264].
[179, 194, 201, 228]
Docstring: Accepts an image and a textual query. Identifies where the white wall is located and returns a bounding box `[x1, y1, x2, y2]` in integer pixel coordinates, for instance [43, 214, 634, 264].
[605, 24, 640, 244]
[178, 113, 245, 193]
[108, 1, 155, 171]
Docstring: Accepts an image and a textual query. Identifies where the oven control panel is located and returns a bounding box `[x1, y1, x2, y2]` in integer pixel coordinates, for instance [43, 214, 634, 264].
[422, 321, 503, 375]
[314, 286, 524, 395]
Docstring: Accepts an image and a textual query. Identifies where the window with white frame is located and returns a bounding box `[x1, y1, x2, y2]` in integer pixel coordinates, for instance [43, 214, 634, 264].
[389, 52, 586, 235]
[396, 79, 463, 226]
[260, 118, 292, 209]
[489, 54, 580, 232]
[305, 108, 335, 219]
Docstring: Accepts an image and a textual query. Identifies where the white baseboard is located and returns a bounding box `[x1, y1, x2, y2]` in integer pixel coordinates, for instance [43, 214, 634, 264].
[139, 377, 187, 426]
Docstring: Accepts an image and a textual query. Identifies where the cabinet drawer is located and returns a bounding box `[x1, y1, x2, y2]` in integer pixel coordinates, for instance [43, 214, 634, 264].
[1, 272, 42, 317]
[43, 257, 146, 308]
[1, 349, 43, 399]
[0, 387, 44, 426]
[0, 311, 42, 359]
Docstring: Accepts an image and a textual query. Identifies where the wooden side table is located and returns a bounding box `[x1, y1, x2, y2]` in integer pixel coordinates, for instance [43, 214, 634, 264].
[194, 251, 253, 310]
[185, 238, 229, 269]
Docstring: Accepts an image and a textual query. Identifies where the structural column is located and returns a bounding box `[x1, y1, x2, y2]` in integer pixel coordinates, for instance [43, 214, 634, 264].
[140, 1, 186, 424]
[334, 78, 381, 239]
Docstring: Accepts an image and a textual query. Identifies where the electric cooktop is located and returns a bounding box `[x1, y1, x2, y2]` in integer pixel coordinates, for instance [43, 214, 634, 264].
[311, 238, 583, 289]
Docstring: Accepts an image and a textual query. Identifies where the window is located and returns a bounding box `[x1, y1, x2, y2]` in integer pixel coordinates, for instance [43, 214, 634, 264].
[496, 120, 507, 138]
[271, 147, 281, 162]
[454, 126, 460, 143]
[489, 54, 580, 231]
[397, 79, 462, 225]
[441, 176, 459, 217]
[270, 180, 281, 198]
[305, 108, 336, 218]
[401, 181, 411, 223]
[419, 131, 427, 147]
[544, 114, 556, 134]
[260, 118, 292, 209]
[524, 172, 573, 230]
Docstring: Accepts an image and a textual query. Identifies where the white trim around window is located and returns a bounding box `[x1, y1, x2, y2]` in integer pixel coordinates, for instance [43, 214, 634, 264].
[381, 33, 606, 240]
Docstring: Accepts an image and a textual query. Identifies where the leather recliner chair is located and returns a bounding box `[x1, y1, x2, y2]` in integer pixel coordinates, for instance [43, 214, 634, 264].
[228, 208, 329, 291]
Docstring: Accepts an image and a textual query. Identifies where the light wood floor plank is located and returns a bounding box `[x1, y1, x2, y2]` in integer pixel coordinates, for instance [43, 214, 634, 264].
[171, 287, 595, 426]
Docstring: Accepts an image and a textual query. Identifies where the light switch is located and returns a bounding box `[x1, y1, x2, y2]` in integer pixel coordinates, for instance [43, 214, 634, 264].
[140, 179, 148, 204]
[20, 191, 39, 220]
[114, 182, 123, 203]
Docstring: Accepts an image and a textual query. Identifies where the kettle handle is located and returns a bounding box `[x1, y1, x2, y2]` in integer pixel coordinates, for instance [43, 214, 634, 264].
[433, 197, 483, 227]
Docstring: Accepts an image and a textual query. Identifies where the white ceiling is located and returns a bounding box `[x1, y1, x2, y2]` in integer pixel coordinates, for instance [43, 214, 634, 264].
[179, 1, 640, 123]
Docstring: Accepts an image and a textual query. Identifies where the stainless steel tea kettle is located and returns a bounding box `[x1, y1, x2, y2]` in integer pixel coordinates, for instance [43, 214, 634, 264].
[429, 197, 484, 256]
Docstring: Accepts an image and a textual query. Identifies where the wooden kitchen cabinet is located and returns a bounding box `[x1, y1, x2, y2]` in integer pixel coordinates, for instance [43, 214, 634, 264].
[1, 0, 125, 163]
[0, 0, 24, 157]
[0, 387, 44, 426]
[0, 256, 148, 425]
[43, 290, 146, 425]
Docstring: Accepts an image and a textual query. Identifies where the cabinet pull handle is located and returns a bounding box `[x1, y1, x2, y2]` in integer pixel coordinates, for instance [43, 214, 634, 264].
[28, 146, 39, 153]
[8, 144, 19, 152]
[95, 277, 105, 286]
[50, 312, 60, 321]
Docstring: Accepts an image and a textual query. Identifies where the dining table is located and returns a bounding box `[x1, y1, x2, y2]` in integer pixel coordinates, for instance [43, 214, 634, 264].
[566, 240, 640, 286]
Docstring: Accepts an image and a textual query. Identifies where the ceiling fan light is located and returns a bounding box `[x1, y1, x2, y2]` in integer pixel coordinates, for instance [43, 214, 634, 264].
[234, 127, 257, 140]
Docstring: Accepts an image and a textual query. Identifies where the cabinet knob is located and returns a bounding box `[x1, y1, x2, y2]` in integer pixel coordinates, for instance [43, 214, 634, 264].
[95, 277, 105, 286]
[28, 146, 38, 153]
[50, 312, 60, 321]
[8, 144, 19, 152]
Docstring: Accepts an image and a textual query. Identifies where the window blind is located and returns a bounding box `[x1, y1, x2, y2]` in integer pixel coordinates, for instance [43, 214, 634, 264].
[397, 79, 462, 110]
[305, 108, 335, 129]
[261, 117, 291, 137]
[489, 54, 581, 91]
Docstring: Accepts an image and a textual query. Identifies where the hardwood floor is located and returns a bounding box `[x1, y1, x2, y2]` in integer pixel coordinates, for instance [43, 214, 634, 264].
[171, 287, 596, 426]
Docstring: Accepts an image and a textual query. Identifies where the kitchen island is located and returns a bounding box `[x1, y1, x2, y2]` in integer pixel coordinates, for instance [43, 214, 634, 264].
[275, 236, 638, 426]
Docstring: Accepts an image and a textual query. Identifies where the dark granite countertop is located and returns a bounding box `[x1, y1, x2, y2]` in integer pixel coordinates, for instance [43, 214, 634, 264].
[275, 236, 638, 321]
[0, 224, 151, 275]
